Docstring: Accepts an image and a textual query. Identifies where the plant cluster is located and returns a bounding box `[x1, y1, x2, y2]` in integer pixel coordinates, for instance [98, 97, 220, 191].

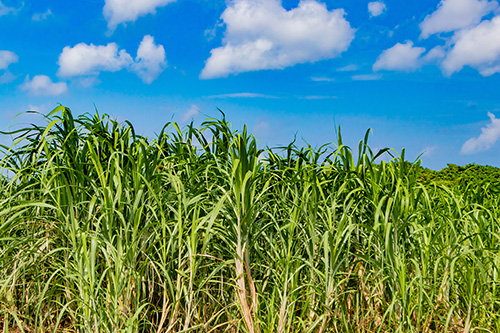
[420, 163, 500, 187]
[0, 106, 499, 332]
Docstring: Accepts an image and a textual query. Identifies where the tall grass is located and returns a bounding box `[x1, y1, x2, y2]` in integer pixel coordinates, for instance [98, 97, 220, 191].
[0, 106, 499, 332]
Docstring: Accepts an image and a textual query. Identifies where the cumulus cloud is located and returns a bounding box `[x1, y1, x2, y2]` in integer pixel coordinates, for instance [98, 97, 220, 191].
[442, 16, 500, 76]
[58, 42, 133, 77]
[416, 0, 500, 77]
[373, 41, 426, 72]
[420, 0, 498, 38]
[21, 75, 67, 96]
[131, 35, 167, 84]
[57, 37, 167, 83]
[368, 2, 386, 17]
[32, 9, 53, 21]
[461, 112, 500, 154]
[200, 0, 355, 79]
[103, 0, 176, 32]
[0, 50, 18, 70]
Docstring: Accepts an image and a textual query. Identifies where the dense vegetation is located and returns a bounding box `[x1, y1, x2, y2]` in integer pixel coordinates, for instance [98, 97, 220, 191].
[420, 163, 500, 187]
[0, 106, 499, 332]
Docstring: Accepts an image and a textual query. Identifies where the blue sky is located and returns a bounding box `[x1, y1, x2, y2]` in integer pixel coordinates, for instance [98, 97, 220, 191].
[1, 0, 500, 169]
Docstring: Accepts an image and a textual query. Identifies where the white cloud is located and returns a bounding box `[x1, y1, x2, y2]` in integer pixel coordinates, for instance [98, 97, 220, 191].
[181, 104, 200, 123]
[32, 9, 53, 21]
[58, 42, 133, 77]
[368, 2, 386, 17]
[423, 45, 447, 62]
[200, 0, 355, 79]
[373, 41, 426, 72]
[58, 37, 167, 83]
[131, 35, 167, 84]
[21, 75, 67, 96]
[0, 1, 16, 16]
[461, 112, 500, 154]
[206, 92, 279, 98]
[442, 15, 500, 76]
[103, 0, 176, 32]
[420, 0, 498, 38]
[0, 50, 18, 70]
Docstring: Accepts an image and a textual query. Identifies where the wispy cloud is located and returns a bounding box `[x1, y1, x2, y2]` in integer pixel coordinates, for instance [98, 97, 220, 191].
[203, 21, 222, 42]
[337, 64, 359, 72]
[0, 1, 18, 16]
[0, 71, 16, 84]
[420, 145, 438, 158]
[77, 76, 101, 88]
[352, 74, 382, 81]
[181, 104, 200, 123]
[206, 92, 279, 99]
[253, 120, 271, 138]
[27, 103, 54, 113]
[461, 112, 500, 154]
[311, 76, 335, 82]
[300, 95, 338, 100]
[32, 9, 53, 21]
